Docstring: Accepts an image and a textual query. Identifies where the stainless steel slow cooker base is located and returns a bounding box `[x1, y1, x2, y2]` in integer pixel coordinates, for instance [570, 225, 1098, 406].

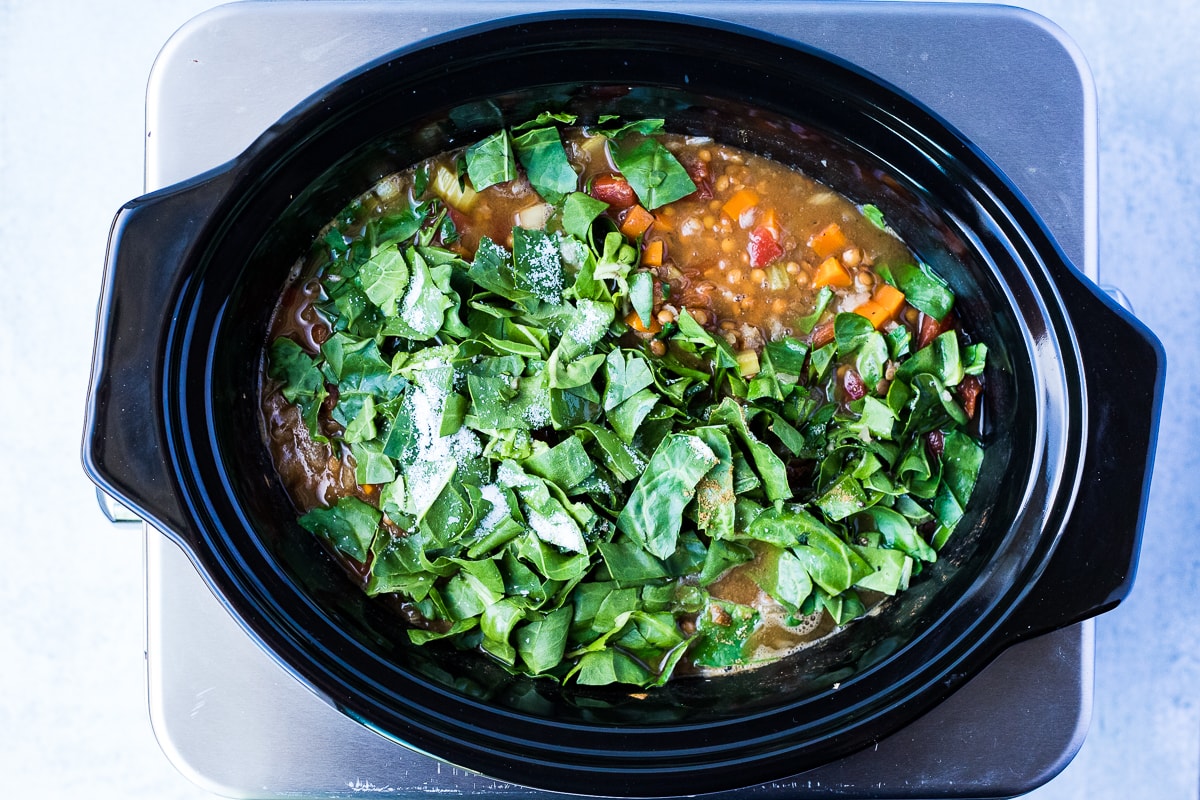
[134, 2, 1097, 796]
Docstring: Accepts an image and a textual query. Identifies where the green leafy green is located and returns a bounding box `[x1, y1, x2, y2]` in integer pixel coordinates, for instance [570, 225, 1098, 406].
[888, 262, 955, 321]
[616, 433, 718, 560]
[267, 114, 988, 689]
[609, 137, 696, 210]
[298, 496, 380, 562]
[465, 129, 517, 190]
[514, 126, 578, 203]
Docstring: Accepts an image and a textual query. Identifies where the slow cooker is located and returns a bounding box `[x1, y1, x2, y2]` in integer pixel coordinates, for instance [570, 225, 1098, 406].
[83, 6, 1163, 797]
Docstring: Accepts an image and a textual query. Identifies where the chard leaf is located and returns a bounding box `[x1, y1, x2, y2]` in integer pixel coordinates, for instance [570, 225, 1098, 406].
[604, 349, 656, 411]
[572, 648, 653, 686]
[465, 129, 517, 190]
[856, 505, 935, 562]
[889, 262, 955, 321]
[793, 529, 873, 596]
[834, 312, 876, 354]
[610, 137, 696, 210]
[796, 287, 833, 334]
[697, 538, 753, 586]
[511, 227, 564, 304]
[592, 117, 666, 138]
[607, 387, 659, 443]
[963, 342, 988, 375]
[356, 245, 409, 316]
[374, 202, 429, 247]
[709, 398, 792, 503]
[896, 330, 964, 387]
[764, 337, 809, 376]
[747, 504, 836, 548]
[268, 338, 324, 405]
[814, 473, 868, 521]
[629, 269, 655, 329]
[616, 433, 718, 560]
[351, 440, 396, 485]
[749, 546, 813, 612]
[512, 111, 578, 132]
[298, 496, 380, 562]
[598, 540, 670, 585]
[561, 192, 609, 241]
[514, 126, 578, 203]
[443, 557, 506, 619]
[690, 598, 759, 669]
[941, 430, 984, 508]
[861, 203, 888, 230]
[523, 435, 595, 491]
[851, 544, 913, 595]
[383, 248, 451, 340]
[515, 607, 572, 674]
[692, 426, 736, 540]
[468, 236, 535, 301]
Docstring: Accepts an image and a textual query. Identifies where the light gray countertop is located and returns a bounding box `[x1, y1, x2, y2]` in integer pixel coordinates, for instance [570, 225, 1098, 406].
[0, 1, 1196, 798]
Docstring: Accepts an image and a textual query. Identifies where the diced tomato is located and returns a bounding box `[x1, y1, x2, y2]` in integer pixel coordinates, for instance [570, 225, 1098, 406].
[843, 369, 867, 401]
[748, 226, 784, 267]
[681, 155, 713, 200]
[589, 174, 636, 209]
[958, 375, 983, 419]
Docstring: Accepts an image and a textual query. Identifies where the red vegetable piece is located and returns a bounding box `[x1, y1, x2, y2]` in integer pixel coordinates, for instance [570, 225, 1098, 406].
[843, 369, 867, 401]
[958, 375, 983, 419]
[681, 155, 713, 200]
[917, 314, 942, 350]
[925, 430, 945, 458]
[810, 321, 836, 350]
[748, 226, 784, 267]
[917, 311, 959, 350]
[589, 174, 637, 209]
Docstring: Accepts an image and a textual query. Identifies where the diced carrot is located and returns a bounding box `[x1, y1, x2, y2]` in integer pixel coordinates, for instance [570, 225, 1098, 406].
[624, 309, 662, 334]
[653, 212, 674, 232]
[854, 300, 890, 329]
[721, 188, 760, 222]
[620, 204, 656, 238]
[808, 223, 847, 259]
[641, 239, 664, 267]
[813, 256, 853, 288]
[873, 284, 906, 318]
[760, 207, 781, 237]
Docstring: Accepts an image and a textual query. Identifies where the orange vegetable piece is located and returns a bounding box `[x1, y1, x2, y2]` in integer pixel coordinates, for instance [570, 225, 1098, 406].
[813, 256, 853, 288]
[808, 223, 848, 259]
[873, 283, 906, 317]
[759, 207, 781, 236]
[625, 309, 662, 334]
[619, 204, 656, 238]
[854, 300, 890, 329]
[721, 188, 760, 221]
[641, 239, 664, 267]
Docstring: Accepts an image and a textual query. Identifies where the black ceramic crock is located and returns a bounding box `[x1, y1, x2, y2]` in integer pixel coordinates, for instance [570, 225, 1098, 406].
[83, 12, 1163, 797]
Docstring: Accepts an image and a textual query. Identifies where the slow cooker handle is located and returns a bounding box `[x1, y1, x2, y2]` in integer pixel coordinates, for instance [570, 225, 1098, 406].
[999, 274, 1164, 643]
[82, 168, 236, 548]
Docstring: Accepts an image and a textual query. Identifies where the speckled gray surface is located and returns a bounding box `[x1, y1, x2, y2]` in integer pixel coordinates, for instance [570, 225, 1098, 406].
[0, 1, 1195, 798]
